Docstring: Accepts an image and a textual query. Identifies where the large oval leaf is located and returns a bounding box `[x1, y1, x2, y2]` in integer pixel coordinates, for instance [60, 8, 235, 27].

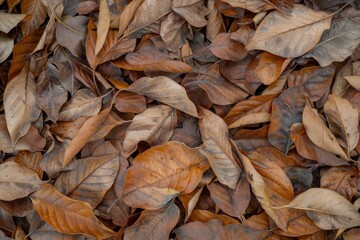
[246, 4, 331, 58]
[276, 188, 360, 230]
[31, 183, 115, 239]
[122, 141, 209, 209]
[127, 76, 198, 117]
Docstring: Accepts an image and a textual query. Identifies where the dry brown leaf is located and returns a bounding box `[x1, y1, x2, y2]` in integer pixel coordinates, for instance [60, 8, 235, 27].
[4, 66, 41, 144]
[172, 0, 210, 28]
[95, 0, 110, 56]
[0, 162, 43, 201]
[123, 105, 176, 154]
[245, 52, 291, 85]
[21, 0, 47, 35]
[246, 4, 332, 58]
[302, 99, 349, 160]
[127, 76, 198, 117]
[320, 166, 358, 201]
[324, 94, 359, 155]
[207, 176, 250, 219]
[122, 141, 209, 209]
[208, 33, 247, 61]
[276, 188, 360, 230]
[0, 13, 25, 33]
[290, 123, 349, 166]
[124, 201, 180, 240]
[188, 209, 239, 225]
[233, 141, 292, 231]
[268, 86, 305, 154]
[224, 94, 276, 128]
[58, 89, 102, 121]
[35, 63, 67, 122]
[31, 183, 115, 239]
[199, 108, 241, 189]
[54, 153, 119, 208]
[118, 0, 144, 37]
[179, 187, 203, 222]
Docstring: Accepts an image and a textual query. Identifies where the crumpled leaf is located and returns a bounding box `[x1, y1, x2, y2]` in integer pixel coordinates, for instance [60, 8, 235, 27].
[0, 12, 26, 33]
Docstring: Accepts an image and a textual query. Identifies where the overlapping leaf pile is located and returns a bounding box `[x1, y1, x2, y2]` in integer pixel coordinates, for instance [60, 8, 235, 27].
[1, 0, 360, 239]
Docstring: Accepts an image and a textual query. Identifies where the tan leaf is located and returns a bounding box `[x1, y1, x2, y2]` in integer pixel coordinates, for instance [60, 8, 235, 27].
[55, 154, 119, 208]
[267, 0, 294, 14]
[207, 176, 250, 219]
[35, 63, 67, 123]
[208, 33, 247, 61]
[122, 0, 172, 38]
[245, 52, 291, 85]
[62, 106, 112, 167]
[0, 35, 13, 64]
[224, 94, 276, 128]
[320, 166, 358, 201]
[206, 0, 225, 42]
[290, 123, 349, 166]
[172, 0, 210, 28]
[0, 12, 25, 33]
[124, 201, 180, 240]
[324, 94, 359, 154]
[302, 99, 349, 160]
[15, 151, 43, 178]
[114, 91, 147, 113]
[95, 0, 110, 56]
[160, 12, 188, 52]
[123, 105, 177, 154]
[246, 4, 332, 58]
[199, 108, 241, 189]
[305, 18, 360, 67]
[0, 162, 43, 201]
[179, 187, 203, 222]
[122, 141, 209, 209]
[21, 0, 47, 35]
[127, 76, 198, 117]
[31, 183, 115, 239]
[276, 188, 360, 230]
[58, 89, 102, 121]
[4, 66, 41, 144]
[233, 141, 292, 231]
[220, 0, 273, 13]
[118, 0, 144, 37]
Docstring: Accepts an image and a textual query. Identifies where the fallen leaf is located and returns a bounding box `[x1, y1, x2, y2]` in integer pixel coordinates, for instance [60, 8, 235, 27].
[246, 4, 332, 58]
[320, 166, 358, 201]
[95, 0, 110, 56]
[220, 0, 273, 13]
[0, 12, 26, 33]
[0, 162, 43, 201]
[208, 33, 247, 61]
[207, 175, 250, 219]
[172, 0, 210, 28]
[31, 183, 115, 239]
[124, 201, 180, 240]
[123, 105, 176, 154]
[127, 76, 199, 117]
[275, 188, 360, 230]
[268, 86, 306, 154]
[21, 0, 47, 35]
[4, 66, 41, 144]
[305, 18, 360, 67]
[324, 94, 359, 154]
[179, 187, 203, 222]
[199, 108, 241, 189]
[122, 141, 209, 209]
[302, 98, 349, 160]
[0, 35, 13, 64]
